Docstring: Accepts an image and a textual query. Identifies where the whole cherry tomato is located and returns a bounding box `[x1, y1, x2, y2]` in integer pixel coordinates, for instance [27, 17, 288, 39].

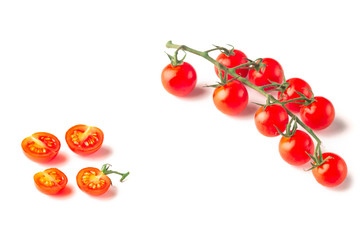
[34, 168, 68, 195]
[214, 49, 249, 80]
[22, 132, 61, 163]
[161, 62, 197, 97]
[312, 152, 347, 187]
[65, 124, 104, 155]
[278, 78, 312, 113]
[299, 96, 335, 130]
[213, 80, 248, 115]
[254, 105, 289, 137]
[279, 130, 315, 166]
[248, 58, 284, 90]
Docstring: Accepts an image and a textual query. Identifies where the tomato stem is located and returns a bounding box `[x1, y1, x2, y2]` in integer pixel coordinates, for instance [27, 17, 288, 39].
[101, 164, 130, 182]
[165, 41, 324, 167]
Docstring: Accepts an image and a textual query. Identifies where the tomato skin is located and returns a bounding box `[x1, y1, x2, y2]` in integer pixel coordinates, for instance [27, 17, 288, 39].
[312, 153, 347, 187]
[34, 168, 68, 195]
[248, 58, 284, 90]
[21, 132, 61, 163]
[214, 49, 248, 80]
[299, 96, 335, 130]
[76, 167, 111, 196]
[161, 62, 197, 97]
[278, 78, 312, 113]
[279, 130, 315, 166]
[213, 80, 249, 115]
[254, 105, 289, 137]
[65, 124, 104, 155]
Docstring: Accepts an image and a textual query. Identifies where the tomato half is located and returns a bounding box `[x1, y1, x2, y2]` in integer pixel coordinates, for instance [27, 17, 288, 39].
[21, 132, 61, 162]
[34, 168, 68, 195]
[76, 167, 111, 196]
[65, 124, 104, 155]
[312, 153, 347, 187]
[161, 62, 197, 97]
[213, 80, 248, 115]
[248, 58, 284, 90]
[299, 96, 335, 130]
[214, 49, 249, 80]
[279, 130, 315, 166]
[278, 78, 312, 113]
[254, 105, 289, 137]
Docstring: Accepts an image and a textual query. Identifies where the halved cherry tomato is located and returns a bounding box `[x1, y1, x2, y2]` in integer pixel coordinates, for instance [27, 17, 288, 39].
[213, 80, 248, 115]
[214, 49, 249, 80]
[254, 105, 289, 137]
[279, 130, 315, 166]
[278, 78, 312, 113]
[248, 58, 284, 90]
[21, 132, 61, 162]
[34, 168, 68, 195]
[312, 153, 347, 187]
[76, 167, 111, 196]
[65, 124, 104, 155]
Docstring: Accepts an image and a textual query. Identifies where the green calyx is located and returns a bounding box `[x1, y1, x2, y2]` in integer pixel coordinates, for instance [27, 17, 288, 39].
[101, 164, 130, 182]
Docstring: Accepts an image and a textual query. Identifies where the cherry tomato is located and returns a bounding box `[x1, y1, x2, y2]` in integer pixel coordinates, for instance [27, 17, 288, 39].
[279, 130, 315, 166]
[21, 132, 61, 162]
[254, 105, 289, 137]
[299, 96, 335, 130]
[65, 124, 104, 155]
[161, 62, 197, 97]
[76, 167, 112, 196]
[214, 49, 248, 80]
[213, 80, 248, 115]
[278, 78, 312, 113]
[312, 153, 347, 187]
[34, 168, 68, 195]
[248, 58, 284, 90]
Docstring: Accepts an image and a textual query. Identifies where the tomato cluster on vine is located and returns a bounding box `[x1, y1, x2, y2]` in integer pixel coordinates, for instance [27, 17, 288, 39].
[161, 41, 347, 188]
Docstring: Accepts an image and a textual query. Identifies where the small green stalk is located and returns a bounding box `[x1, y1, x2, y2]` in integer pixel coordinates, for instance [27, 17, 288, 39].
[101, 164, 130, 182]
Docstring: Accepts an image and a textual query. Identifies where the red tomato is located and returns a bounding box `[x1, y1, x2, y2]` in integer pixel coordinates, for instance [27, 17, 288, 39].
[65, 124, 104, 155]
[312, 153, 347, 187]
[254, 105, 289, 137]
[214, 49, 248, 80]
[161, 62, 197, 97]
[34, 168, 68, 195]
[76, 167, 112, 196]
[248, 58, 284, 90]
[21, 132, 61, 162]
[213, 80, 248, 115]
[279, 130, 315, 166]
[278, 78, 312, 112]
[299, 96, 335, 130]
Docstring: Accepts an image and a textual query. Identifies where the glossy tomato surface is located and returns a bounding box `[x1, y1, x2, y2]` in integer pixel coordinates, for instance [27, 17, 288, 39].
[214, 49, 248, 80]
[76, 167, 111, 195]
[278, 78, 312, 112]
[312, 152, 347, 187]
[254, 105, 289, 137]
[248, 58, 284, 90]
[21, 132, 61, 162]
[65, 125, 104, 155]
[279, 130, 315, 166]
[300, 96, 335, 130]
[34, 168, 68, 195]
[213, 80, 248, 115]
[161, 62, 197, 97]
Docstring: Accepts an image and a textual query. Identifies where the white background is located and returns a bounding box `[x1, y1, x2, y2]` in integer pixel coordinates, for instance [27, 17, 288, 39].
[0, 0, 359, 239]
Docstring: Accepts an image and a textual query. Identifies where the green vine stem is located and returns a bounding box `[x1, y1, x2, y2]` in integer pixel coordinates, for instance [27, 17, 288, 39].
[165, 40, 326, 168]
[101, 164, 130, 182]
